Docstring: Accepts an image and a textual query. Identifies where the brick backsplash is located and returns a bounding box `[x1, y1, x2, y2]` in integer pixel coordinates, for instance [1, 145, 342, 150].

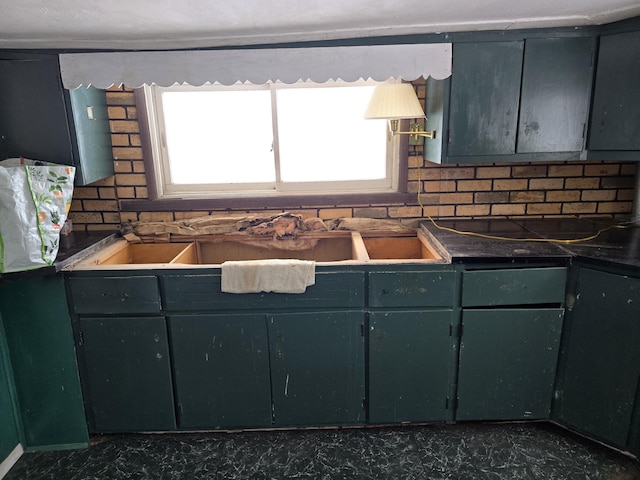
[69, 85, 638, 232]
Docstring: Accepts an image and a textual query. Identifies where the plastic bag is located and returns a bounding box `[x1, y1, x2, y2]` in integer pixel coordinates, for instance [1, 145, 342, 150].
[0, 158, 75, 273]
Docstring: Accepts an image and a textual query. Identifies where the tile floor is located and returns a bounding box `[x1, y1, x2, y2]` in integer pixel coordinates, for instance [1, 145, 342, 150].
[5, 422, 640, 479]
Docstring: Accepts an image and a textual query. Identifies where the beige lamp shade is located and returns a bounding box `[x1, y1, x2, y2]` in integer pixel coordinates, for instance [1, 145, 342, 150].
[364, 83, 426, 120]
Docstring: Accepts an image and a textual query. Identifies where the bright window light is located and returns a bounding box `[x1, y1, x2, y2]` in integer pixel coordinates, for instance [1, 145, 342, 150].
[146, 79, 396, 198]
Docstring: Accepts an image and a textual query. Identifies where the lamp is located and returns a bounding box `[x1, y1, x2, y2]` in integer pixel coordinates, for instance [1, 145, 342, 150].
[364, 83, 435, 144]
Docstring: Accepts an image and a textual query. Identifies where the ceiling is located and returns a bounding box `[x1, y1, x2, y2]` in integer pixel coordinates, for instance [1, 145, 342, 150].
[2, 0, 640, 51]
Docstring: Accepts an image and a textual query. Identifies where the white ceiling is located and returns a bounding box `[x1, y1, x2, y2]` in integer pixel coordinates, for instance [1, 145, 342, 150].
[2, 0, 640, 51]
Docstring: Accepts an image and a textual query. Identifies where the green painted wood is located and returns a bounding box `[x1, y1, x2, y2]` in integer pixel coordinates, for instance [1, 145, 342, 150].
[0, 55, 73, 165]
[268, 310, 365, 427]
[68, 275, 161, 314]
[368, 309, 453, 424]
[457, 308, 564, 421]
[78, 316, 176, 432]
[0, 275, 88, 449]
[589, 30, 640, 152]
[423, 77, 446, 164]
[461, 267, 567, 307]
[518, 37, 594, 153]
[556, 267, 640, 448]
[628, 383, 640, 458]
[0, 313, 20, 461]
[0, 54, 113, 185]
[161, 270, 365, 311]
[368, 270, 456, 308]
[68, 87, 115, 185]
[168, 314, 272, 429]
[448, 41, 524, 156]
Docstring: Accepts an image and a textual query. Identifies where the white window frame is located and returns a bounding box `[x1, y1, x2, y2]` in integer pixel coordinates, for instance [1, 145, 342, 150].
[140, 79, 401, 199]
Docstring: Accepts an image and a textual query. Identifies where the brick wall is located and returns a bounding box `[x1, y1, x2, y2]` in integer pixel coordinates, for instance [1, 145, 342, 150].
[68, 85, 637, 232]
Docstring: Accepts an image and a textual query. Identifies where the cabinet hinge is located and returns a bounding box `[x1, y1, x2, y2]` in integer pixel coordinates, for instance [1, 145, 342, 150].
[78, 330, 84, 346]
[360, 323, 365, 337]
[362, 398, 368, 411]
[449, 324, 452, 337]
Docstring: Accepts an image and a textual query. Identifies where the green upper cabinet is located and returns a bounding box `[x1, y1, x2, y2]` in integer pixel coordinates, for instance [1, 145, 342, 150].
[444, 37, 594, 164]
[0, 53, 114, 185]
[449, 41, 524, 157]
[518, 38, 594, 153]
[587, 30, 640, 159]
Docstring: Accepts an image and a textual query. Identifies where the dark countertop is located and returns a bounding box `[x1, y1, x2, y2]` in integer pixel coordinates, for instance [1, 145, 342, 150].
[0, 231, 117, 284]
[421, 217, 640, 269]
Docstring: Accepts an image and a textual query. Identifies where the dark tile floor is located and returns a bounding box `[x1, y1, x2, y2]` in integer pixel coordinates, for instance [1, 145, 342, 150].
[5, 422, 640, 479]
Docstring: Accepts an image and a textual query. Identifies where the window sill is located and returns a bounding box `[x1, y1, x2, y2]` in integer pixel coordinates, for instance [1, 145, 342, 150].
[120, 192, 417, 212]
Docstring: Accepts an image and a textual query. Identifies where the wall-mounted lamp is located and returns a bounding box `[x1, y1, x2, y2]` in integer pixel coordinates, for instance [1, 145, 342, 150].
[364, 83, 435, 145]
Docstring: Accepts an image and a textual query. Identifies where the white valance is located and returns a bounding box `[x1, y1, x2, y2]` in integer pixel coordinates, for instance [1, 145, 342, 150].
[59, 43, 452, 89]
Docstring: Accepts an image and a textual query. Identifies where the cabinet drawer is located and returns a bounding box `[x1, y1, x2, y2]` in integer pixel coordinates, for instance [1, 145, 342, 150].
[68, 275, 161, 314]
[368, 271, 456, 308]
[462, 267, 567, 307]
[161, 271, 365, 311]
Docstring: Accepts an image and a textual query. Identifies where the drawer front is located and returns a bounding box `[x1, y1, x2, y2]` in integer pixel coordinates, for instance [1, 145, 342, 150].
[161, 271, 365, 311]
[462, 267, 567, 307]
[68, 275, 161, 314]
[368, 271, 457, 308]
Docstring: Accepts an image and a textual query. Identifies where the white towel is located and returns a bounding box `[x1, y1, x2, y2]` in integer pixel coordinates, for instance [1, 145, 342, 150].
[221, 259, 316, 294]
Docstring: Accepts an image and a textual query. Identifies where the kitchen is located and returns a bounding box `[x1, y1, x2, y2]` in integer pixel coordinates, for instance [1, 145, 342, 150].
[1, 1, 640, 478]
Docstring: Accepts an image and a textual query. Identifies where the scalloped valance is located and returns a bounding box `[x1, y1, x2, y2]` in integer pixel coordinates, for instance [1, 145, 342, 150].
[59, 43, 452, 89]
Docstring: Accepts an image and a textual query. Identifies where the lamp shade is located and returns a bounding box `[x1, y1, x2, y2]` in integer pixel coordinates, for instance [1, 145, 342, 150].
[364, 83, 426, 120]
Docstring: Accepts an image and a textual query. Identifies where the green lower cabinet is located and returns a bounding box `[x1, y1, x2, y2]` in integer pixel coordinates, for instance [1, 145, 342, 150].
[78, 316, 176, 432]
[268, 311, 365, 427]
[168, 314, 272, 430]
[0, 313, 19, 461]
[0, 275, 88, 449]
[368, 310, 453, 424]
[555, 267, 640, 449]
[457, 308, 563, 421]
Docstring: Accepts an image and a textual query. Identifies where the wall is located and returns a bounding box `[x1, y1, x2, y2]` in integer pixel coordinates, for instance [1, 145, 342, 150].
[68, 85, 637, 232]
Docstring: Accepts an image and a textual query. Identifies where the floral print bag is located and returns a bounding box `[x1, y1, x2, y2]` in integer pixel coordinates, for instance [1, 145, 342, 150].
[0, 158, 75, 273]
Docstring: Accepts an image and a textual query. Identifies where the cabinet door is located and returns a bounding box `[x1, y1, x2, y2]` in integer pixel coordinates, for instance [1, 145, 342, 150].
[68, 87, 115, 185]
[369, 309, 452, 424]
[169, 314, 272, 430]
[0, 54, 114, 185]
[78, 316, 176, 432]
[448, 41, 524, 156]
[556, 268, 640, 448]
[457, 308, 563, 421]
[0, 275, 88, 448]
[0, 55, 73, 163]
[518, 37, 594, 153]
[0, 313, 19, 461]
[268, 311, 365, 427]
[588, 31, 640, 151]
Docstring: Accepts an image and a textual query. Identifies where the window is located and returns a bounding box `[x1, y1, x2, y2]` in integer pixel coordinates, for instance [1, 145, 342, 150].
[141, 79, 399, 199]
